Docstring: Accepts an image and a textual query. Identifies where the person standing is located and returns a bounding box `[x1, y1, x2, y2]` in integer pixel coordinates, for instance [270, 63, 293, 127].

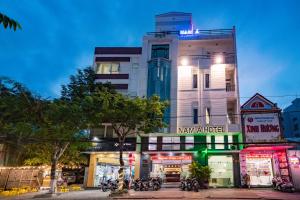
[244, 173, 251, 188]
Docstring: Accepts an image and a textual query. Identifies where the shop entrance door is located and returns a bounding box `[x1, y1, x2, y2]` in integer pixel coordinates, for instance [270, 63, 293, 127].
[208, 155, 234, 187]
[246, 156, 273, 186]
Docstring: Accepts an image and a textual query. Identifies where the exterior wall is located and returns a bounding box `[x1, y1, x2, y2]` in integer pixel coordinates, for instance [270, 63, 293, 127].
[94, 53, 145, 97]
[177, 38, 240, 133]
[155, 12, 192, 32]
[141, 34, 179, 132]
[283, 98, 300, 138]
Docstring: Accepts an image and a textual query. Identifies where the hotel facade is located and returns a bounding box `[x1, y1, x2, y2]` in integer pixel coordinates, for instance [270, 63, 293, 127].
[86, 12, 242, 188]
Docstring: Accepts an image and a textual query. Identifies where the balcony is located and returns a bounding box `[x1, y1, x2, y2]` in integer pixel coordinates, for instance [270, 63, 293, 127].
[226, 83, 235, 92]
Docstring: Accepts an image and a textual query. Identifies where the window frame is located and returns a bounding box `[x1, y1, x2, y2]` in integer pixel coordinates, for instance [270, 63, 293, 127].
[204, 73, 210, 89]
[96, 62, 120, 74]
[193, 108, 198, 124]
[193, 74, 198, 89]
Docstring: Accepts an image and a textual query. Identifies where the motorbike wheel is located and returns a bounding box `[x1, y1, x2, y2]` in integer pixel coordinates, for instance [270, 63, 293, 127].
[102, 187, 107, 192]
[180, 183, 185, 191]
[193, 186, 199, 192]
[153, 185, 159, 191]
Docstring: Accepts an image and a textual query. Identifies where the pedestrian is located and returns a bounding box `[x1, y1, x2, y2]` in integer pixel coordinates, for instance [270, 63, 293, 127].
[244, 173, 251, 189]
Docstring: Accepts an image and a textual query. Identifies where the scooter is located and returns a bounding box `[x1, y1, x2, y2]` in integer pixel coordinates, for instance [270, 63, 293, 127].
[100, 179, 117, 192]
[272, 176, 295, 193]
[148, 177, 160, 191]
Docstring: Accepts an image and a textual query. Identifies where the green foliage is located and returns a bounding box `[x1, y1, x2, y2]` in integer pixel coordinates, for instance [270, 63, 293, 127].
[0, 77, 45, 165]
[100, 93, 168, 138]
[0, 13, 21, 31]
[189, 161, 212, 181]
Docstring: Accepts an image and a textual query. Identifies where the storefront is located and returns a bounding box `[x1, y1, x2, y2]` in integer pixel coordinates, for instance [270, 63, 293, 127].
[140, 132, 243, 187]
[85, 138, 138, 187]
[287, 150, 300, 190]
[93, 153, 135, 186]
[208, 155, 234, 187]
[240, 146, 293, 187]
[240, 93, 294, 187]
[145, 153, 192, 182]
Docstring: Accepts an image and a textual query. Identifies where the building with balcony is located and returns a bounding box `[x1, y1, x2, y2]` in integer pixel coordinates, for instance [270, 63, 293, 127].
[86, 12, 242, 188]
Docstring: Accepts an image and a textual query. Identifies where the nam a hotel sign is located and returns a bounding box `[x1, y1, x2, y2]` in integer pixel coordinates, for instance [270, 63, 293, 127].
[178, 126, 225, 134]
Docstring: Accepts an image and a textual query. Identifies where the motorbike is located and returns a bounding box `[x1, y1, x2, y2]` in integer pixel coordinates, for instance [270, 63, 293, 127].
[99, 179, 117, 192]
[180, 178, 200, 192]
[133, 178, 149, 191]
[272, 176, 295, 193]
[148, 177, 160, 191]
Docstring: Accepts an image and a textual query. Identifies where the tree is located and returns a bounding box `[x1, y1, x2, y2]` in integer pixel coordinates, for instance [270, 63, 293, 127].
[34, 99, 88, 194]
[0, 77, 44, 165]
[0, 13, 21, 31]
[100, 93, 168, 192]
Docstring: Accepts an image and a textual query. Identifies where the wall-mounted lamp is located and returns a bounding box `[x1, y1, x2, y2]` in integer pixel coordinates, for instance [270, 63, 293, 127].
[180, 57, 189, 66]
[214, 54, 224, 64]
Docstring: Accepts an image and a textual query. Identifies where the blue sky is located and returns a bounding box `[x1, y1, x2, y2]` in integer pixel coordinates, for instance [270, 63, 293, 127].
[1, 0, 300, 108]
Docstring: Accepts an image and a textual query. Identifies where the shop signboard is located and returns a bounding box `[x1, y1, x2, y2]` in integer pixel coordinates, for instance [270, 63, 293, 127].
[244, 113, 281, 142]
[177, 126, 225, 134]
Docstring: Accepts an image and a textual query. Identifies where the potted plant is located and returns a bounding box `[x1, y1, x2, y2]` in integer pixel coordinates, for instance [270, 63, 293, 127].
[189, 162, 211, 189]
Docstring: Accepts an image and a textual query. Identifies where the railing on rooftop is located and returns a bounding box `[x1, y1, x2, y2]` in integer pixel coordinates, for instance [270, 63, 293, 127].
[147, 28, 234, 39]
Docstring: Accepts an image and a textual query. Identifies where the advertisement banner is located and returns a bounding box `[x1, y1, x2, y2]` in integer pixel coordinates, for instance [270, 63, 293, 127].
[244, 113, 281, 142]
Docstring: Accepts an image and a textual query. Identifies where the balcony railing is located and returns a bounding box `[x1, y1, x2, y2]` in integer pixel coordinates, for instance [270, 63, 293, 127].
[226, 84, 235, 92]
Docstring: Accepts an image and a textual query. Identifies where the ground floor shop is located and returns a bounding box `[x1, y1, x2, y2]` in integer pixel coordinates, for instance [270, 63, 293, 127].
[139, 151, 241, 187]
[287, 150, 300, 190]
[86, 152, 138, 187]
[240, 146, 293, 187]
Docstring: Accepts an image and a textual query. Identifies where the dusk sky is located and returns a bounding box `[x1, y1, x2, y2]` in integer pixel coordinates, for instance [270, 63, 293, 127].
[1, 0, 300, 108]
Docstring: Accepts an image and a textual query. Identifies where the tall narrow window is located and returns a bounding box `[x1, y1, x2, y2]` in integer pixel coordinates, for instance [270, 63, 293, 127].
[193, 74, 198, 88]
[148, 137, 157, 150]
[205, 74, 210, 88]
[206, 136, 211, 149]
[193, 108, 198, 124]
[205, 107, 211, 124]
[215, 136, 224, 149]
[185, 136, 194, 150]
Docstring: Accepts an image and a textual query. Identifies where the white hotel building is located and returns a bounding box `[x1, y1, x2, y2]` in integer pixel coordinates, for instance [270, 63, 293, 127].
[87, 12, 242, 188]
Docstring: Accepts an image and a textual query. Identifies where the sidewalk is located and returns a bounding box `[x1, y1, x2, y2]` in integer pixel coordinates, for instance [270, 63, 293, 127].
[1, 188, 300, 200]
[0, 189, 109, 200]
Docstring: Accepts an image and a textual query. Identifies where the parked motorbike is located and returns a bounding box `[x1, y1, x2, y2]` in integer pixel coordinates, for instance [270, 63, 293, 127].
[133, 178, 149, 191]
[99, 179, 118, 192]
[148, 177, 160, 191]
[180, 178, 200, 192]
[272, 176, 295, 193]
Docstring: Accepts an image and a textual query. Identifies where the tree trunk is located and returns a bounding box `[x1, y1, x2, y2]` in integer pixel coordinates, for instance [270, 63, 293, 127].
[117, 137, 125, 192]
[49, 155, 58, 194]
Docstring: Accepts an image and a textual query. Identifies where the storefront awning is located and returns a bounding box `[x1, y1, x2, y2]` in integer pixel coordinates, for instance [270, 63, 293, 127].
[241, 145, 294, 152]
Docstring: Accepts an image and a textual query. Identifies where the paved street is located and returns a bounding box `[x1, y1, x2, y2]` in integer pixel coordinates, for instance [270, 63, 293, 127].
[1, 188, 300, 200]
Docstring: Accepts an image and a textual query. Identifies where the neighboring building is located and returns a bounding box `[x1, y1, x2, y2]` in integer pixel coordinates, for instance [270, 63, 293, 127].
[240, 93, 293, 187]
[282, 98, 300, 140]
[86, 12, 242, 188]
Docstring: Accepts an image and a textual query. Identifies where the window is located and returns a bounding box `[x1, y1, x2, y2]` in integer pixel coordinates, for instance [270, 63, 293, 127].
[215, 136, 224, 149]
[205, 107, 211, 124]
[205, 74, 210, 88]
[193, 74, 198, 88]
[228, 135, 233, 149]
[148, 137, 157, 150]
[151, 44, 169, 59]
[193, 108, 198, 124]
[96, 63, 120, 74]
[162, 137, 180, 150]
[207, 136, 211, 149]
[185, 136, 194, 150]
